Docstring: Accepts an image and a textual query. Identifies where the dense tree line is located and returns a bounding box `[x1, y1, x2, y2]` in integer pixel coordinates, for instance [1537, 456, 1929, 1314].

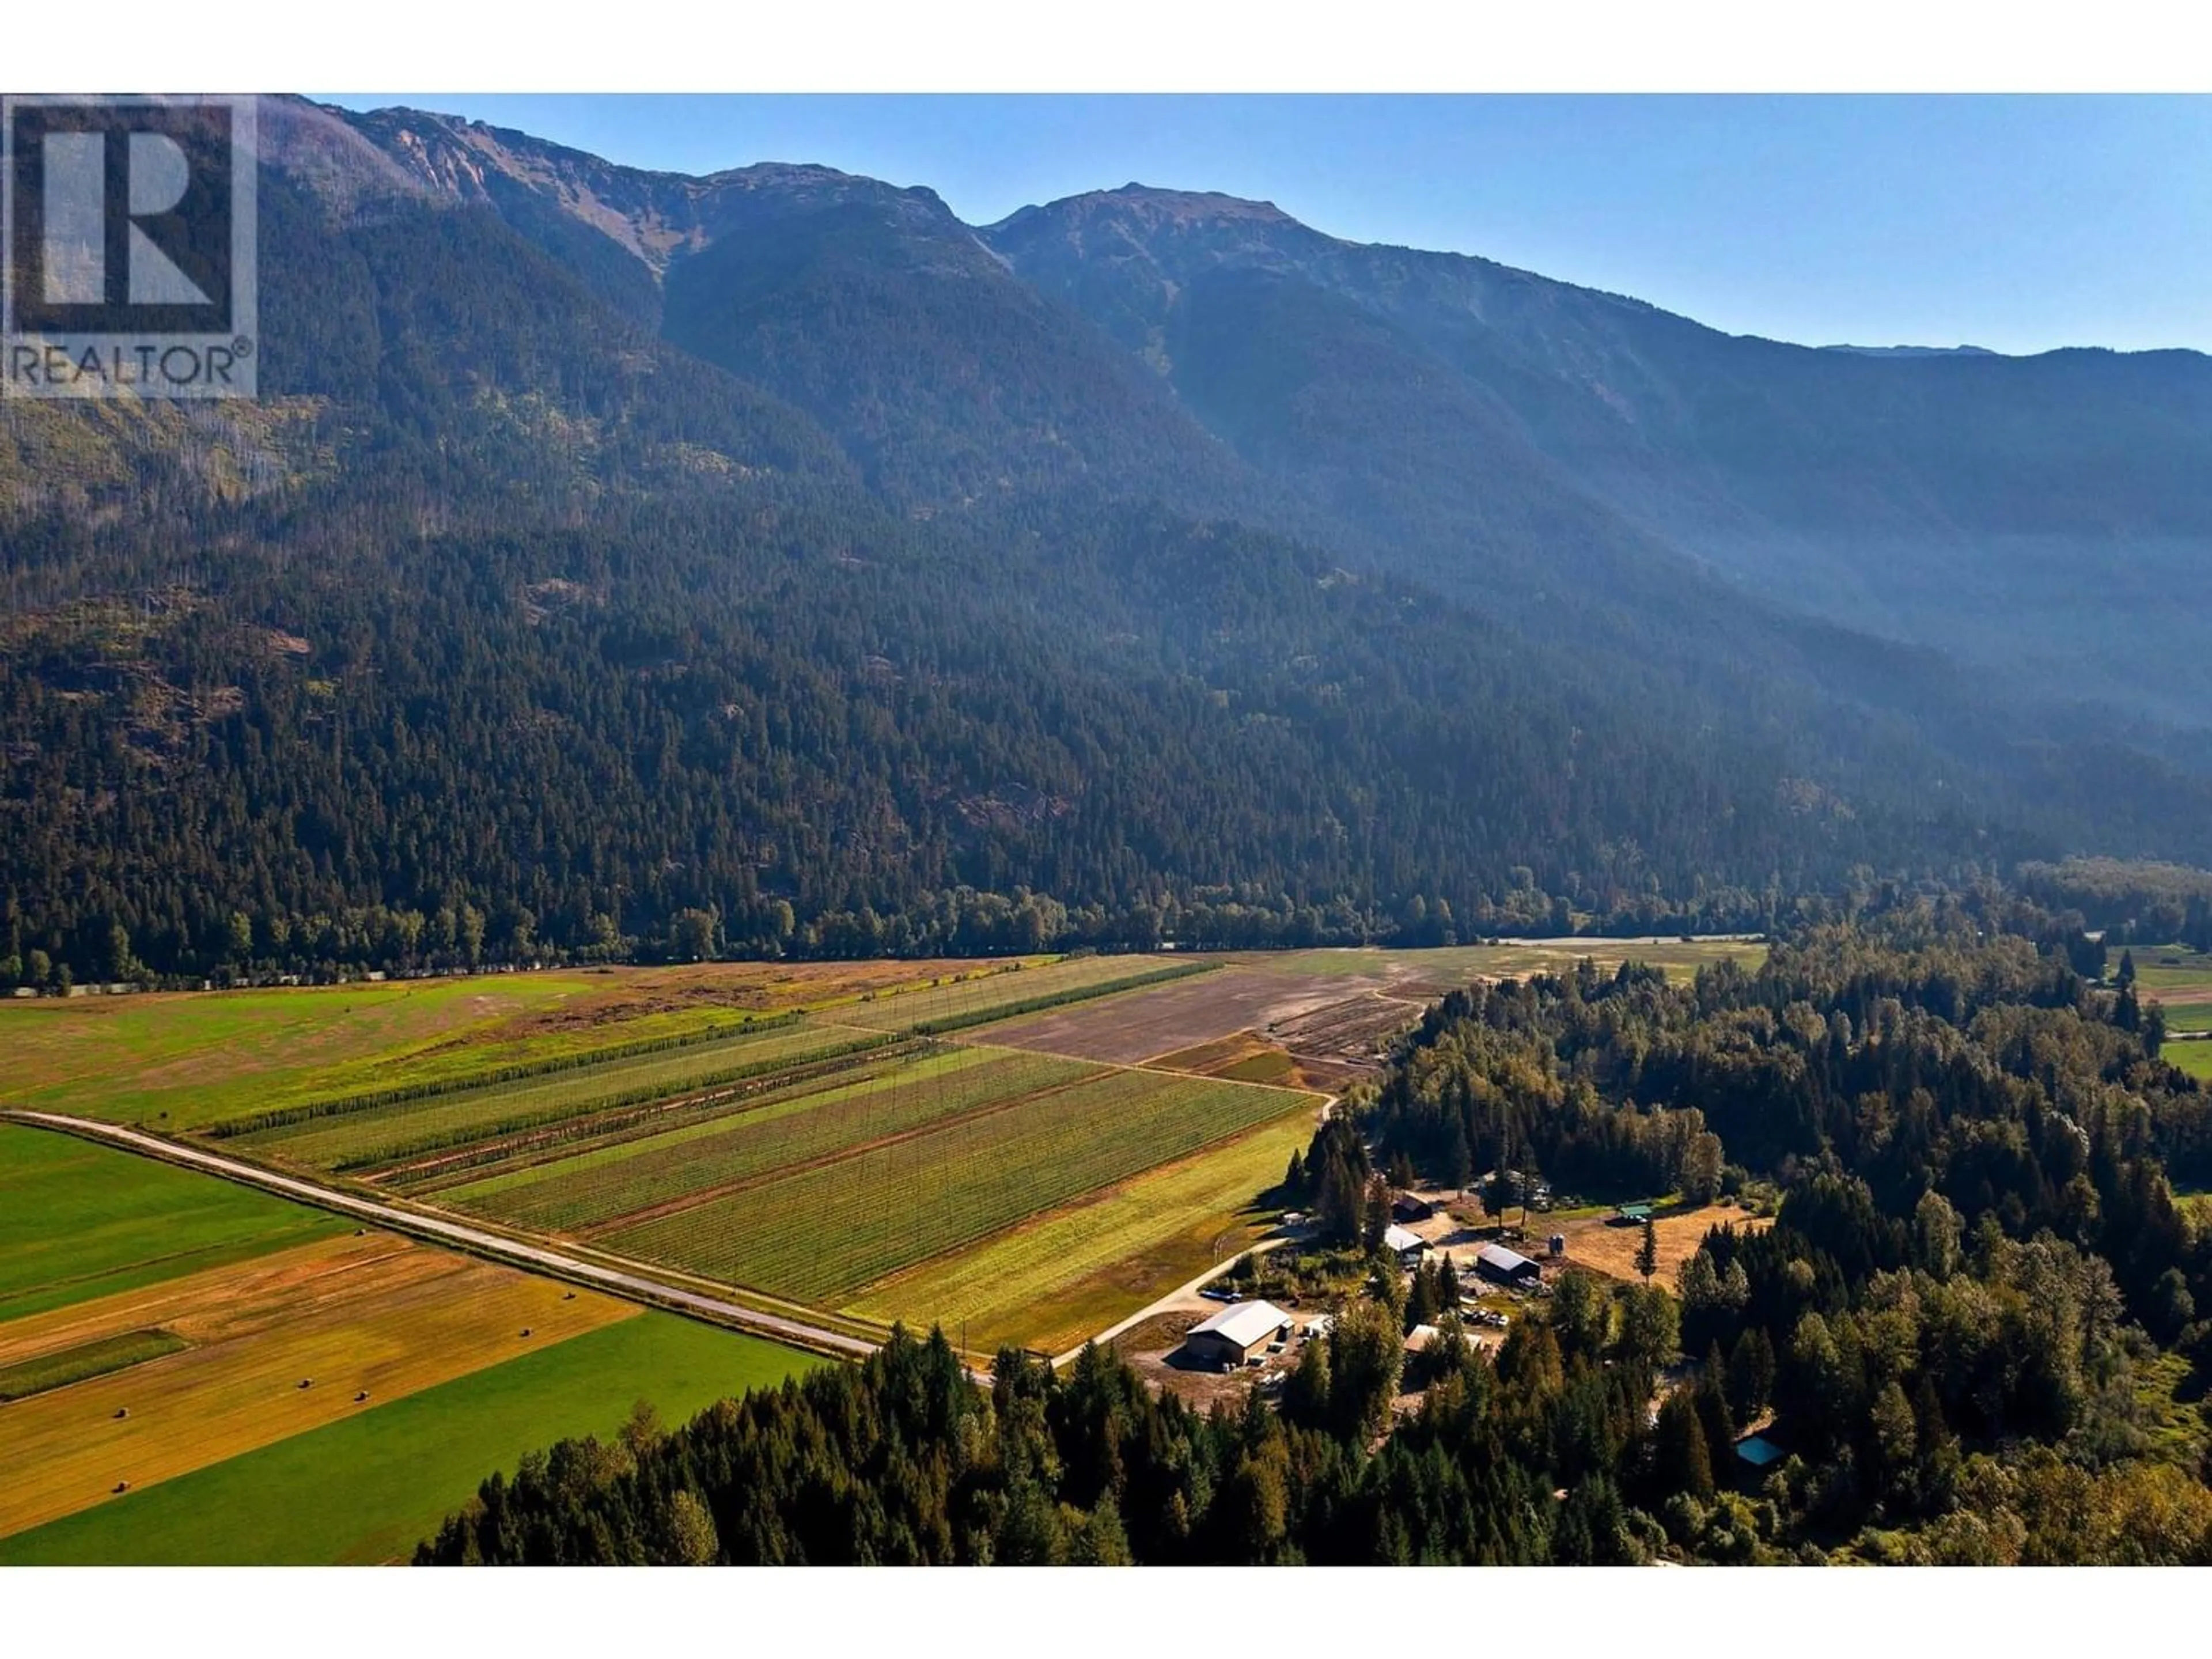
[2018, 858, 2212, 952]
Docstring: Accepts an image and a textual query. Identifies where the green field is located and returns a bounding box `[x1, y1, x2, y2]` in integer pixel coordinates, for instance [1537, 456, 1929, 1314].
[853, 1107, 1313, 1353]
[0, 975, 619, 1130]
[605, 1070, 1318, 1302]
[0, 1328, 190, 1402]
[233, 1019, 885, 1171]
[2128, 946, 2212, 1034]
[0, 1312, 817, 1565]
[2166, 1041, 2212, 1080]
[0, 1124, 343, 1323]
[446, 1046, 1098, 1233]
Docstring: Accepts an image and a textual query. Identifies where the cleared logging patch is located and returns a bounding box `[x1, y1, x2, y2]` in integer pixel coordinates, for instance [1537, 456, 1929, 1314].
[0, 1330, 189, 1402]
[601, 1071, 1320, 1304]
[444, 1047, 1098, 1234]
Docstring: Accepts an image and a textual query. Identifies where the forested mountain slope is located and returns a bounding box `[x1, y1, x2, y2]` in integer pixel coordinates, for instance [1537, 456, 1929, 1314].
[1, 98, 2209, 984]
[990, 185, 2212, 717]
[347, 107, 2212, 804]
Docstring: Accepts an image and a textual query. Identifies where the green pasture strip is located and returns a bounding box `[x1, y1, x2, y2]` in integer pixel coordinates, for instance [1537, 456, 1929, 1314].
[605, 1070, 1318, 1304]
[385, 1051, 910, 1197]
[0, 1313, 820, 1565]
[0, 1329, 191, 1402]
[2166, 1041, 2212, 1081]
[0, 975, 612, 1131]
[203, 1008, 808, 1139]
[434, 1043, 1015, 1209]
[448, 1047, 1094, 1234]
[382, 1036, 918, 1194]
[0, 1124, 343, 1323]
[241, 1022, 888, 1172]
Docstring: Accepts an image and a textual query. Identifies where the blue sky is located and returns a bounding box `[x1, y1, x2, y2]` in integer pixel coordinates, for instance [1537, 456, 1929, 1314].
[325, 95, 2212, 355]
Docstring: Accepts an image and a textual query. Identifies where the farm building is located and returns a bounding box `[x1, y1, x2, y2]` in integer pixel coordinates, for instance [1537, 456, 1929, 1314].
[1382, 1224, 1430, 1266]
[1184, 1300, 1294, 1369]
[1611, 1203, 1656, 1226]
[1474, 1242, 1543, 1287]
[1391, 1194, 1435, 1222]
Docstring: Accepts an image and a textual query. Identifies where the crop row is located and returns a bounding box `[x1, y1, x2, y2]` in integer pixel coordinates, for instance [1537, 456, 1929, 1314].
[601, 1070, 1313, 1304]
[237, 1023, 888, 1172]
[335, 1034, 916, 1179]
[384, 1040, 946, 1196]
[203, 1008, 808, 1139]
[836, 957, 1212, 1035]
[444, 1047, 1097, 1234]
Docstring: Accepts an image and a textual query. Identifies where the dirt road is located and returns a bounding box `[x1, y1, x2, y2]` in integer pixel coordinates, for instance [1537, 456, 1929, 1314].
[2, 1111, 897, 1369]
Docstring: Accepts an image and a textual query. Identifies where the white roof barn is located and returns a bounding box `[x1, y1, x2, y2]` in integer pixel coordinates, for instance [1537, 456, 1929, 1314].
[1188, 1299, 1291, 1351]
[1382, 1224, 1429, 1256]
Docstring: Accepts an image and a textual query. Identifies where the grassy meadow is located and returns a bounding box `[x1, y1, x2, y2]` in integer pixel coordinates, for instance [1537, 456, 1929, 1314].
[0, 1123, 343, 1323]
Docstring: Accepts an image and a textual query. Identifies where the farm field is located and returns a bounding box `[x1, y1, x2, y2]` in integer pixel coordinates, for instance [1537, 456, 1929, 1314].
[2129, 945, 2212, 1033]
[0, 956, 1038, 1130]
[602, 1068, 1320, 1305]
[0, 1118, 820, 1560]
[0, 1123, 343, 1323]
[0, 1312, 816, 1565]
[849, 1107, 1315, 1355]
[442, 1046, 1099, 1234]
[982, 965, 1411, 1065]
[6, 940, 1771, 1400]
[0, 1229, 637, 1540]
[1151, 1030, 1307, 1085]
[2167, 1042, 2212, 1081]
[834, 954, 1210, 1033]
[230, 1018, 887, 1172]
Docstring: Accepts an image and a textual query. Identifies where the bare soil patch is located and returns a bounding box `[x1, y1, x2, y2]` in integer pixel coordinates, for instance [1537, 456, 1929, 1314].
[1551, 1203, 1770, 1285]
[985, 969, 1397, 1066]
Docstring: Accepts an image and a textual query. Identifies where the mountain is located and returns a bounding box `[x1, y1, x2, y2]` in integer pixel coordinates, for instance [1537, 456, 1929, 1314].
[986, 185, 2212, 718]
[1, 97, 2208, 985]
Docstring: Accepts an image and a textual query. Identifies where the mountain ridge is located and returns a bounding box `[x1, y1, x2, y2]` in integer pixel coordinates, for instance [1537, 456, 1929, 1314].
[2, 94, 2209, 986]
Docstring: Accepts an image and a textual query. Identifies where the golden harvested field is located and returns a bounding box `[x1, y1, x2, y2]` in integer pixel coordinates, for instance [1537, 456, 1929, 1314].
[1552, 1204, 1770, 1286]
[846, 1107, 1315, 1355]
[0, 1231, 635, 1540]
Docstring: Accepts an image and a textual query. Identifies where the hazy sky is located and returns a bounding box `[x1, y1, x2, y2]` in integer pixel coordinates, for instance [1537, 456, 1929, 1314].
[324, 94, 2212, 355]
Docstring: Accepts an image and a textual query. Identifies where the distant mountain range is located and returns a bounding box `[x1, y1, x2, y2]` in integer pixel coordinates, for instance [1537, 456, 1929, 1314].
[2, 96, 2207, 980]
